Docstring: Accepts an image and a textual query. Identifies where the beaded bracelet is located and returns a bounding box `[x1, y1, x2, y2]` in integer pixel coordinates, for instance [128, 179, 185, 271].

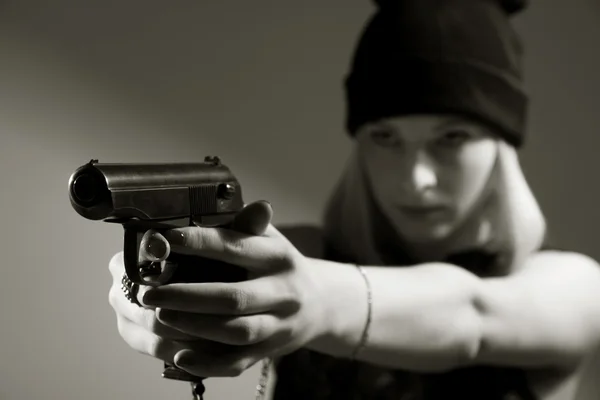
[351, 264, 373, 360]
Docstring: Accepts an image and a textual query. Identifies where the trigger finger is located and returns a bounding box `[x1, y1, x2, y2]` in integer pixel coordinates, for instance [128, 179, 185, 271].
[137, 230, 176, 286]
[140, 230, 170, 262]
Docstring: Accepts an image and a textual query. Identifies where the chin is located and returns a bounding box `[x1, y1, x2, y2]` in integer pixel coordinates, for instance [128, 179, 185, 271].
[399, 223, 456, 244]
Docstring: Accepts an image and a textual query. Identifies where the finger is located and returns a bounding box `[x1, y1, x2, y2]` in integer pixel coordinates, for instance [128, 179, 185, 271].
[137, 201, 274, 273]
[156, 309, 279, 346]
[140, 230, 170, 262]
[108, 261, 165, 315]
[109, 285, 197, 341]
[230, 200, 273, 236]
[116, 315, 194, 364]
[109, 251, 174, 305]
[172, 328, 296, 377]
[142, 277, 298, 315]
[173, 347, 264, 378]
[138, 231, 178, 284]
[138, 260, 179, 286]
[109, 251, 125, 279]
[162, 226, 292, 273]
[109, 281, 195, 340]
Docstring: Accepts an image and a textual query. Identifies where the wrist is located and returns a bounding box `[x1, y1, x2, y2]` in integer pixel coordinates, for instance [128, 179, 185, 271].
[304, 258, 367, 358]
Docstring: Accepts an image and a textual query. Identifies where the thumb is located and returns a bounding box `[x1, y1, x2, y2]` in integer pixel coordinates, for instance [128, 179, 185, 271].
[231, 200, 273, 236]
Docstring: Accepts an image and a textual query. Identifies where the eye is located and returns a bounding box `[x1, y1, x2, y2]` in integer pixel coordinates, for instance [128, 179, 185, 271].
[369, 128, 400, 147]
[436, 129, 473, 147]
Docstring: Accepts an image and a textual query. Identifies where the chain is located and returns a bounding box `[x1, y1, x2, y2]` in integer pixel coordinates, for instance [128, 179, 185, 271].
[254, 358, 272, 400]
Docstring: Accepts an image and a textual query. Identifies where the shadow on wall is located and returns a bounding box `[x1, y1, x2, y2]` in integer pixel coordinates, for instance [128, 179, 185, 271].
[0, 1, 598, 400]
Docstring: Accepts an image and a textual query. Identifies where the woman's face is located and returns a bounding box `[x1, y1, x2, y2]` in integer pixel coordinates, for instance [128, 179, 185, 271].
[356, 114, 499, 244]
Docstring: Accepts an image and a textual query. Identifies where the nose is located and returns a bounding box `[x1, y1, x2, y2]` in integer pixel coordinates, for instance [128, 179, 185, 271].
[408, 151, 437, 192]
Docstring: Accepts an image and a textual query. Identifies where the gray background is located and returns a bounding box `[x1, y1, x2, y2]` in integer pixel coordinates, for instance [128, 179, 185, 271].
[0, 0, 598, 399]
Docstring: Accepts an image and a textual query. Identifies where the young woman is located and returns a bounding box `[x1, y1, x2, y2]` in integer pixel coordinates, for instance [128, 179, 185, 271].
[108, 0, 600, 399]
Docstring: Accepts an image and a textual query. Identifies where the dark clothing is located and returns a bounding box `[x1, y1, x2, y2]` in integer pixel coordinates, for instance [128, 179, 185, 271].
[344, 0, 528, 147]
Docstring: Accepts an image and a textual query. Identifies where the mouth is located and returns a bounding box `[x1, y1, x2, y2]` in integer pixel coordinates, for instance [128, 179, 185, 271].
[397, 205, 449, 218]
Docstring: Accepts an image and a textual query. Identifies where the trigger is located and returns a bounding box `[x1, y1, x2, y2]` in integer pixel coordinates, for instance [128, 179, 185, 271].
[140, 260, 178, 285]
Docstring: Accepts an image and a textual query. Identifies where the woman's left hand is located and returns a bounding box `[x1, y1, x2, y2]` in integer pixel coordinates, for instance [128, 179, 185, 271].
[139, 201, 329, 377]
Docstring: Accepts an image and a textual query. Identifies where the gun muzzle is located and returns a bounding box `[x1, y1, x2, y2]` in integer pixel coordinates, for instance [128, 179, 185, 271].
[68, 160, 113, 220]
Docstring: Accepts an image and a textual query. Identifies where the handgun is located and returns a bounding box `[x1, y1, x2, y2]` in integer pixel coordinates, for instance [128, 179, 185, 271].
[68, 156, 248, 399]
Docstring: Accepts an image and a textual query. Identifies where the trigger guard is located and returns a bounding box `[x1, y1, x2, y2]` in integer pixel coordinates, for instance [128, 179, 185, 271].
[123, 227, 162, 287]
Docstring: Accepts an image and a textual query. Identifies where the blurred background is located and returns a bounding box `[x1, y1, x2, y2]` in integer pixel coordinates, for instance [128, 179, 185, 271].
[0, 0, 598, 399]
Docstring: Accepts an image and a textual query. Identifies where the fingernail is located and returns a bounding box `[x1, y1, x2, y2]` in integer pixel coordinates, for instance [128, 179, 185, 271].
[175, 351, 196, 367]
[157, 308, 178, 323]
[163, 230, 186, 247]
[141, 232, 169, 261]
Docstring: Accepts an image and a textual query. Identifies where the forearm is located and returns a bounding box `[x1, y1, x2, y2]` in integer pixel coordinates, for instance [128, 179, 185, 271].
[306, 258, 483, 372]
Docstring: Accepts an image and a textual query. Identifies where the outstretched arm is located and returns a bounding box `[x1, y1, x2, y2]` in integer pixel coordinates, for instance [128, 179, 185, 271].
[307, 251, 600, 372]
[127, 213, 600, 379]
